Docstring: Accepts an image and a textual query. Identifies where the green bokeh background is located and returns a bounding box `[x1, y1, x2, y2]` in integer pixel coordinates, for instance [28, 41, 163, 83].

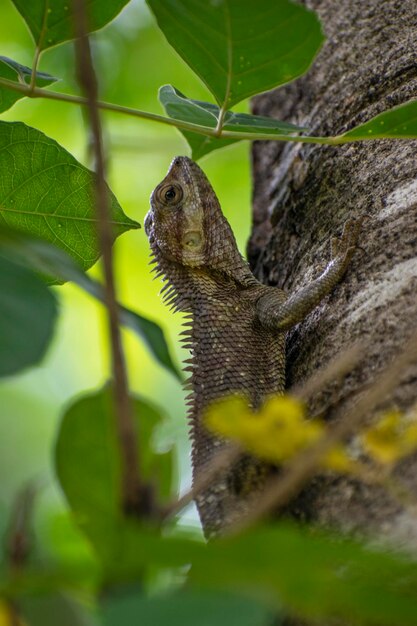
[0, 0, 251, 544]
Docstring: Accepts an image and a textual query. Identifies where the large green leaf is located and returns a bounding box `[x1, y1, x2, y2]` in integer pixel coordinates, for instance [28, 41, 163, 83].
[0, 255, 57, 377]
[0, 226, 181, 380]
[11, 0, 132, 51]
[0, 122, 139, 273]
[0, 56, 57, 113]
[159, 85, 306, 159]
[338, 98, 417, 141]
[102, 589, 274, 626]
[55, 386, 177, 572]
[147, 0, 323, 109]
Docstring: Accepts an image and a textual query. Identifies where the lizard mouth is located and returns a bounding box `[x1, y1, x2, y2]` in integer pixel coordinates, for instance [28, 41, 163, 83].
[144, 210, 153, 235]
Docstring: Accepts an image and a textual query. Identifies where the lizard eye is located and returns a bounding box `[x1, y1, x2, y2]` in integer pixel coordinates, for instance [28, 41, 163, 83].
[157, 182, 183, 206]
[165, 187, 176, 201]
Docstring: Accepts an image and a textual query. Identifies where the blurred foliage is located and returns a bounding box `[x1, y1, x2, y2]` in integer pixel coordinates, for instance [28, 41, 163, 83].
[55, 386, 177, 582]
[102, 589, 274, 626]
[0, 0, 251, 621]
[1, 1, 417, 626]
[0, 0, 220, 522]
[0, 256, 57, 377]
[0, 226, 181, 377]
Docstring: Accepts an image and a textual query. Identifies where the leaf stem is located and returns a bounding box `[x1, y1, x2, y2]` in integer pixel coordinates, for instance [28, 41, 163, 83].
[29, 46, 42, 93]
[0, 76, 218, 134]
[29, 0, 48, 92]
[0, 77, 366, 145]
[0, 77, 412, 145]
[214, 2, 233, 136]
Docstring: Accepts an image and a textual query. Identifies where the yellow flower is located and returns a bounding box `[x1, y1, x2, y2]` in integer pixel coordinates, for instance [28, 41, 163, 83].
[205, 394, 353, 472]
[362, 410, 417, 465]
[0, 600, 26, 626]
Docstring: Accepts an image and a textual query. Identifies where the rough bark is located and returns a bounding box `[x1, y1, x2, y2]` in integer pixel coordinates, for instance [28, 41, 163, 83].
[249, 0, 417, 550]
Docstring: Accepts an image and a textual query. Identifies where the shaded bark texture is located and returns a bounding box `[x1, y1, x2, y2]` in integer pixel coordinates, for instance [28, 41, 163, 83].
[249, 0, 417, 550]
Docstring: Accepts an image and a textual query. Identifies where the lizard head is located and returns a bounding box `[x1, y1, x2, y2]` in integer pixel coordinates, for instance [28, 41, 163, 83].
[145, 156, 244, 274]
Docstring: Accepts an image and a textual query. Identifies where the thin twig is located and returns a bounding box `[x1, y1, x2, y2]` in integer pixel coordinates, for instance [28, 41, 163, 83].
[5, 483, 38, 573]
[29, 46, 41, 93]
[358, 465, 417, 512]
[164, 445, 242, 519]
[230, 332, 417, 534]
[292, 342, 362, 402]
[0, 77, 218, 135]
[165, 342, 363, 518]
[0, 76, 410, 145]
[72, 0, 144, 515]
[4, 483, 40, 626]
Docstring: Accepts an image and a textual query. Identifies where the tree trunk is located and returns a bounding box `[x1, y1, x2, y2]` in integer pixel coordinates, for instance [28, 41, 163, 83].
[249, 0, 417, 548]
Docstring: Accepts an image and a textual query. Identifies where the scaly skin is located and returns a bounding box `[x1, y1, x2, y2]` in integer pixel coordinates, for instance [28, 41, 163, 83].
[145, 156, 361, 537]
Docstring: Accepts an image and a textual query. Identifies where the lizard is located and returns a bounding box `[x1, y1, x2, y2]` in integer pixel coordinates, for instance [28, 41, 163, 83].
[145, 156, 362, 537]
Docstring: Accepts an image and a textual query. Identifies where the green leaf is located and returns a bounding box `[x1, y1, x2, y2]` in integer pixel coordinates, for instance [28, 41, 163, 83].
[0, 255, 57, 377]
[339, 99, 417, 140]
[191, 526, 417, 626]
[0, 56, 58, 113]
[124, 312, 182, 382]
[147, 0, 323, 108]
[20, 593, 95, 626]
[55, 386, 177, 570]
[11, 0, 132, 51]
[0, 226, 181, 380]
[49, 510, 417, 626]
[102, 589, 274, 626]
[0, 121, 139, 273]
[32, 469, 417, 626]
[42, 511, 101, 591]
[159, 85, 306, 159]
[159, 85, 238, 159]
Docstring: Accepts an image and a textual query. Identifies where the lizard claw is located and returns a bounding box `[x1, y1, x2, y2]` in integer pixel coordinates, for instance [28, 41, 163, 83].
[331, 217, 364, 261]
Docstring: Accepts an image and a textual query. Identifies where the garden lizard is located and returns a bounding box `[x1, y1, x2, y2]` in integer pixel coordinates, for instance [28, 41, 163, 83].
[145, 156, 361, 536]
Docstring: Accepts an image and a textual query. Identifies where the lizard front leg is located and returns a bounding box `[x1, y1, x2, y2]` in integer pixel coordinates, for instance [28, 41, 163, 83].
[256, 218, 362, 331]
